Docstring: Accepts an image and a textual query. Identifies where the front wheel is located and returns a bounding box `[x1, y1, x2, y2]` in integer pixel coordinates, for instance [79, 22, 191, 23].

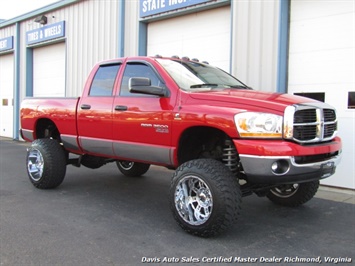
[26, 138, 67, 189]
[170, 159, 242, 237]
[116, 161, 150, 177]
[266, 181, 320, 207]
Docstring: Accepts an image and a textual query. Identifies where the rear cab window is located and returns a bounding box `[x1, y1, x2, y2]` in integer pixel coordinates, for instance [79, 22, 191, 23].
[89, 64, 120, 96]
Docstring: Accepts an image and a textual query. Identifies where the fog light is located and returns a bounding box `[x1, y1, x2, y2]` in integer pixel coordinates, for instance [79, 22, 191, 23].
[271, 160, 290, 175]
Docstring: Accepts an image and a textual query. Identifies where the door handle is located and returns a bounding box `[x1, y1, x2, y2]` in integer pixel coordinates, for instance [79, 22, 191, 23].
[80, 104, 91, 110]
[115, 105, 128, 111]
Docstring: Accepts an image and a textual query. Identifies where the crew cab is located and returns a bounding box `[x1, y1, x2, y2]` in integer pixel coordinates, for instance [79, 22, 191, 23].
[20, 56, 342, 237]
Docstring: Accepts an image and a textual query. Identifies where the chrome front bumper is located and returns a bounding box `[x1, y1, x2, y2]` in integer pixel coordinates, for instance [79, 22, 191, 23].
[239, 152, 342, 184]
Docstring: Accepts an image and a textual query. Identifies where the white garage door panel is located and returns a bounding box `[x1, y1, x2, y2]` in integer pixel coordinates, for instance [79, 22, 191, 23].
[0, 54, 14, 138]
[288, 48, 353, 86]
[33, 42, 66, 97]
[289, 0, 355, 189]
[290, 13, 353, 53]
[290, 0, 351, 22]
[324, 117, 355, 189]
[147, 6, 230, 71]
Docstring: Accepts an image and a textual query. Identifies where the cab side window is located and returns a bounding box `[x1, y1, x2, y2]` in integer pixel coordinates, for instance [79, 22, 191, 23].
[120, 63, 162, 96]
[89, 64, 120, 96]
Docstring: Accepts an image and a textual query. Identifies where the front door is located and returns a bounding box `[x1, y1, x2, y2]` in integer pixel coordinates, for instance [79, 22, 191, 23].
[112, 61, 175, 165]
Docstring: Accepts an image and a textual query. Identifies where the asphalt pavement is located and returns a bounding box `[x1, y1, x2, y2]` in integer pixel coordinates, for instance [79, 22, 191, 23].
[0, 138, 354, 266]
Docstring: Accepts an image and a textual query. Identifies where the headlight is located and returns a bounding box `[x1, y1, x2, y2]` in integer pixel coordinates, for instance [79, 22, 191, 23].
[234, 112, 283, 138]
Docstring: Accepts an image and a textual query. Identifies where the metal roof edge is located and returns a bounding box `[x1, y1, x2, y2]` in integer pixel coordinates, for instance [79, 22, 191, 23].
[0, 0, 79, 28]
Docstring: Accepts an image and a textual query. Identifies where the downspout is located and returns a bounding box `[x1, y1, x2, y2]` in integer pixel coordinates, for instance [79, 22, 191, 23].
[138, 22, 147, 56]
[118, 0, 125, 57]
[25, 48, 33, 97]
[13, 22, 20, 140]
[276, 0, 290, 93]
[229, 0, 234, 74]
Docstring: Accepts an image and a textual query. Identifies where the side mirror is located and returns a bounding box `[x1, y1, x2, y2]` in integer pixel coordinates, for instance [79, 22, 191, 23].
[129, 77, 166, 97]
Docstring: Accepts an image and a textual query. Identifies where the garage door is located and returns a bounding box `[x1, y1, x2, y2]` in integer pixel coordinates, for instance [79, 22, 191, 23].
[147, 6, 231, 72]
[0, 53, 14, 138]
[33, 42, 66, 97]
[288, 1, 355, 189]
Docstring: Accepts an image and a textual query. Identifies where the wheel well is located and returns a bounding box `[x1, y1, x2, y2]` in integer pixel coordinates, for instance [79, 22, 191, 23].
[177, 126, 244, 179]
[178, 126, 230, 165]
[35, 118, 61, 140]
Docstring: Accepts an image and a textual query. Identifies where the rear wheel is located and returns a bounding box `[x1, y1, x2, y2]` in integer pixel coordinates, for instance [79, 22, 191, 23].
[26, 139, 67, 189]
[266, 181, 319, 207]
[116, 161, 150, 177]
[170, 159, 242, 237]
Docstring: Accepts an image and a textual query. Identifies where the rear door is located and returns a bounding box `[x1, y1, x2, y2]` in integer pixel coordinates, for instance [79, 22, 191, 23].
[77, 62, 121, 156]
[112, 60, 175, 165]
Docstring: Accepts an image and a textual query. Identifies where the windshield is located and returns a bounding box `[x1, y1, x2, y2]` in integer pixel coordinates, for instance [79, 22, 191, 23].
[156, 58, 248, 91]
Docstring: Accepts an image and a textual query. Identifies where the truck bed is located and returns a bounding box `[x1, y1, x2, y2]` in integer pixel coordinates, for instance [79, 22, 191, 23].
[21, 97, 79, 145]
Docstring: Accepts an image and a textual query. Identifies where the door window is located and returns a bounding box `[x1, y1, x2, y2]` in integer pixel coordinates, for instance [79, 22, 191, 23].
[119, 63, 162, 96]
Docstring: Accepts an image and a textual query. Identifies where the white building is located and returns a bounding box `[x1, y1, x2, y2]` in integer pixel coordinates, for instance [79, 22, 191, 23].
[0, 0, 354, 189]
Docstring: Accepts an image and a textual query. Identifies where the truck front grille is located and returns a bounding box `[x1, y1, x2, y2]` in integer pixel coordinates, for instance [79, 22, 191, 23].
[285, 104, 338, 144]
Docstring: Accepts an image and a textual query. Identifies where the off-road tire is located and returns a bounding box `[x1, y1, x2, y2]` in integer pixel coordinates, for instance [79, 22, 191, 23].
[170, 159, 242, 237]
[267, 181, 320, 207]
[116, 161, 150, 177]
[26, 138, 67, 189]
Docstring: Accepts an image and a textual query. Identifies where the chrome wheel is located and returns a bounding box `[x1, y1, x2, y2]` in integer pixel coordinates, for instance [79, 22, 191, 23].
[270, 184, 299, 198]
[170, 159, 242, 237]
[27, 149, 44, 181]
[174, 175, 213, 226]
[118, 161, 134, 171]
[267, 181, 319, 207]
[116, 161, 150, 177]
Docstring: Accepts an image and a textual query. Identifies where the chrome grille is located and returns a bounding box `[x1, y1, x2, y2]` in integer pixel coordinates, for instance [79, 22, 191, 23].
[284, 104, 338, 144]
[294, 109, 316, 123]
[324, 123, 337, 138]
[324, 109, 336, 122]
[293, 125, 317, 141]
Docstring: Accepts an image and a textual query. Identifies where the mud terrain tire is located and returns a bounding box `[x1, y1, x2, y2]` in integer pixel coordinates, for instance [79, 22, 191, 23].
[170, 159, 242, 237]
[26, 139, 67, 189]
[267, 181, 320, 207]
[116, 161, 150, 177]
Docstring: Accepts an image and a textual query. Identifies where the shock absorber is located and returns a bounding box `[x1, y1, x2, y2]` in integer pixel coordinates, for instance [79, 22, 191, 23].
[222, 139, 238, 174]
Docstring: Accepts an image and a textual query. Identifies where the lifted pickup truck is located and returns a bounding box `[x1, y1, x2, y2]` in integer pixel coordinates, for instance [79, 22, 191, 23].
[21, 56, 342, 237]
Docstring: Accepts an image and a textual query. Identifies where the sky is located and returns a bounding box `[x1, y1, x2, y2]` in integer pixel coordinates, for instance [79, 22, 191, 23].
[0, 0, 60, 20]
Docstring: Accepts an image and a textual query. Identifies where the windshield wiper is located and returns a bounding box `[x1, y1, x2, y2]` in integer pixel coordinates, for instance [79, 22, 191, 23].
[190, 83, 252, 90]
[190, 83, 219, 88]
[228, 84, 252, 90]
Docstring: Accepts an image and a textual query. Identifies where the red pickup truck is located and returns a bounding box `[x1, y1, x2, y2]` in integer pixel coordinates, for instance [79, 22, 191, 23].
[21, 56, 342, 237]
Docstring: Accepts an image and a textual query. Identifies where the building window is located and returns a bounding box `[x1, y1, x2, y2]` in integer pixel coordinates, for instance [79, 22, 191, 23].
[348, 92, 355, 109]
[89, 64, 120, 96]
[294, 92, 325, 102]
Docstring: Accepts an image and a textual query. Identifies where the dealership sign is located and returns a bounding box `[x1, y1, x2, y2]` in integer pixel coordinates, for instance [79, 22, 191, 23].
[26, 21, 65, 45]
[0, 36, 14, 52]
[140, 0, 212, 18]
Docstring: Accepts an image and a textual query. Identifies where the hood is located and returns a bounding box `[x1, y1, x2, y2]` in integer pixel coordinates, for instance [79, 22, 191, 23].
[188, 89, 318, 113]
